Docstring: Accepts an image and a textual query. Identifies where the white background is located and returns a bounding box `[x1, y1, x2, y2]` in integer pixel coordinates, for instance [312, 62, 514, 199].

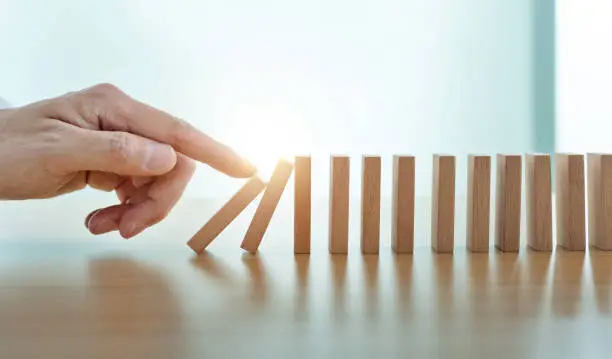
[556, 0, 612, 152]
[1, 0, 535, 199]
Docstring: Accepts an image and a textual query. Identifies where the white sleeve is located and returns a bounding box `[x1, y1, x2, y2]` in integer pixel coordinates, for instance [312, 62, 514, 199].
[0, 96, 10, 109]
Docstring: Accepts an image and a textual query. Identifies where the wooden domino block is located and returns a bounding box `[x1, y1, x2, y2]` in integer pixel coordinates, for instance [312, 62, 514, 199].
[495, 154, 522, 252]
[466, 155, 491, 252]
[431, 155, 456, 253]
[555, 153, 586, 251]
[392, 155, 415, 253]
[294, 156, 311, 254]
[187, 177, 266, 254]
[361, 156, 381, 254]
[329, 156, 350, 254]
[240, 159, 294, 253]
[587, 153, 612, 250]
[525, 154, 553, 251]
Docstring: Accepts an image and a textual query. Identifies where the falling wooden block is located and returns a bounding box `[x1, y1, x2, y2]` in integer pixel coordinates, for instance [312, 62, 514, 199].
[240, 159, 294, 253]
[294, 156, 311, 254]
[329, 156, 350, 254]
[495, 154, 522, 252]
[587, 153, 612, 251]
[466, 155, 491, 252]
[555, 153, 586, 251]
[525, 154, 553, 251]
[431, 155, 456, 253]
[392, 155, 415, 253]
[187, 177, 266, 254]
[361, 156, 381, 254]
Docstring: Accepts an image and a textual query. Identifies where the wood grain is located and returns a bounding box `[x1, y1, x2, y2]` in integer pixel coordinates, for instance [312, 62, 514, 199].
[466, 155, 491, 252]
[587, 153, 612, 250]
[329, 156, 350, 254]
[431, 155, 456, 253]
[1, 240, 610, 359]
[391, 155, 415, 253]
[240, 160, 294, 253]
[495, 154, 522, 252]
[555, 154, 586, 251]
[361, 156, 381, 254]
[294, 156, 311, 254]
[187, 177, 266, 254]
[525, 154, 553, 251]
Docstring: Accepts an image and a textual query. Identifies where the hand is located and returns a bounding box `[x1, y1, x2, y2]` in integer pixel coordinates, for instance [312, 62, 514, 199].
[0, 83, 255, 238]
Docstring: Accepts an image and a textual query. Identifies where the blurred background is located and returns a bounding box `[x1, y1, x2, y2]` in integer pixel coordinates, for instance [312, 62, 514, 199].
[0, 0, 608, 243]
[0, 0, 562, 198]
[557, 0, 612, 153]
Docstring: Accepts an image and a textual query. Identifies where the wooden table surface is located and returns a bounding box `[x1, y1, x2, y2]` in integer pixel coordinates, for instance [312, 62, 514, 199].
[0, 195, 611, 358]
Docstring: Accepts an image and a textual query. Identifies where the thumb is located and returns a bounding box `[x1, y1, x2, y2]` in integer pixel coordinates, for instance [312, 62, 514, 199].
[64, 128, 177, 176]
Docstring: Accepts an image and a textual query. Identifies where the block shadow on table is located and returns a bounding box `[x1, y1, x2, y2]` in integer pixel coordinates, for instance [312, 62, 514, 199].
[186, 246, 606, 321]
[1, 243, 610, 358]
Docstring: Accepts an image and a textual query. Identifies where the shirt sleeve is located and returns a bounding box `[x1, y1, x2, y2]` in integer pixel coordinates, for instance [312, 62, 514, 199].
[0, 96, 10, 109]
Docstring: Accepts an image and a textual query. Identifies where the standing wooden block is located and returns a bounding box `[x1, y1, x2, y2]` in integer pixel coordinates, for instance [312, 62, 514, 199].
[240, 159, 294, 253]
[555, 154, 586, 251]
[187, 177, 266, 254]
[587, 153, 612, 250]
[329, 156, 350, 254]
[361, 156, 381, 254]
[431, 155, 456, 253]
[392, 155, 415, 253]
[294, 156, 311, 254]
[466, 155, 491, 252]
[525, 154, 553, 251]
[495, 154, 522, 252]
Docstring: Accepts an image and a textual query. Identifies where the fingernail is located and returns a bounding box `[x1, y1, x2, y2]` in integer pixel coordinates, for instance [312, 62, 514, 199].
[91, 219, 118, 235]
[144, 142, 175, 172]
[85, 209, 103, 230]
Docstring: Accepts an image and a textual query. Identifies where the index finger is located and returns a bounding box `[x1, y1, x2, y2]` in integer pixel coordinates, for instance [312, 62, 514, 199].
[85, 83, 255, 178]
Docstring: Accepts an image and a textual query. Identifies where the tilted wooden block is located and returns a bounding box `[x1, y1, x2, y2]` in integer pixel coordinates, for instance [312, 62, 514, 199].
[240, 159, 294, 253]
[294, 156, 311, 254]
[187, 177, 266, 254]
[466, 155, 491, 252]
[361, 156, 381, 254]
[431, 155, 456, 253]
[555, 153, 586, 251]
[329, 156, 350, 254]
[392, 155, 415, 253]
[525, 154, 553, 251]
[587, 153, 612, 250]
[495, 154, 522, 252]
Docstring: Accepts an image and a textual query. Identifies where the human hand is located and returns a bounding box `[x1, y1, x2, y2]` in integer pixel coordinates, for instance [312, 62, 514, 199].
[0, 83, 255, 238]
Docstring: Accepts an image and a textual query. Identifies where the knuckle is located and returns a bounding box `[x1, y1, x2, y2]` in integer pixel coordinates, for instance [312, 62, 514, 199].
[82, 83, 131, 121]
[63, 90, 89, 110]
[170, 118, 193, 145]
[52, 96, 83, 122]
[89, 83, 123, 98]
[108, 132, 135, 162]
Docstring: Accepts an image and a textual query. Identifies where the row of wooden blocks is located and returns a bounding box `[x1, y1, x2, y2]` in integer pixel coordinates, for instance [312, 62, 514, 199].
[187, 153, 609, 255]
